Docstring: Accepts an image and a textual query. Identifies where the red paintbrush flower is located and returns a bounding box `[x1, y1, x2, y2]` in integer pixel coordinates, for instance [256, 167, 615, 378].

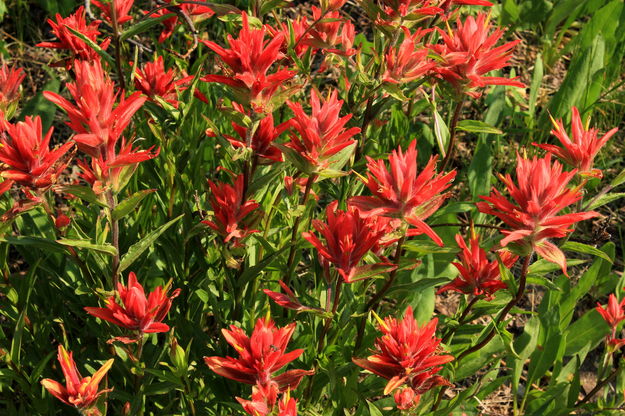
[378, 0, 442, 22]
[202, 174, 261, 247]
[202, 12, 296, 112]
[237, 385, 298, 416]
[353, 307, 453, 402]
[84, 272, 180, 337]
[437, 232, 518, 299]
[204, 317, 314, 391]
[302, 201, 395, 283]
[134, 56, 189, 108]
[37, 6, 110, 61]
[224, 103, 286, 163]
[92, 0, 135, 25]
[429, 13, 523, 97]
[596, 292, 625, 352]
[41, 345, 114, 416]
[383, 27, 435, 84]
[147, 0, 215, 43]
[284, 89, 360, 175]
[596, 293, 625, 331]
[0, 116, 74, 195]
[348, 140, 456, 246]
[0, 63, 25, 117]
[477, 153, 599, 275]
[534, 107, 618, 178]
[302, 7, 356, 56]
[44, 59, 147, 157]
[394, 387, 417, 410]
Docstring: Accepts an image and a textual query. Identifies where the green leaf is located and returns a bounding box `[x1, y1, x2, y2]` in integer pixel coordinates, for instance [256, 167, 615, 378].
[527, 331, 564, 386]
[237, 245, 290, 289]
[66, 26, 115, 66]
[561, 241, 613, 263]
[10, 259, 41, 366]
[382, 83, 408, 101]
[587, 192, 625, 210]
[119, 215, 183, 272]
[468, 138, 492, 200]
[57, 238, 118, 256]
[456, 120, 503, 135]
[432, 106, 449, 156]
[60, 185, 108, 207]
[367, 401, 383, 416]
[1, 236, 65, 253]
[120, 13, 174, 42]
[564, 309, 609, 356]
[112, 189, 156, 221]
[610, 168, 625, 188]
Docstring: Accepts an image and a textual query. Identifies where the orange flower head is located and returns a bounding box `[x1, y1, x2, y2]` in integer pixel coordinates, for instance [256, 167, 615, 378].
[353, 307, 453, 400]
[202, 12, 295, 112]
[302, 201, 396, 283]
[285, 89, 360, 174]
[437, 233, 518, 299]
[477, 153, 599, 275]
[0, 116, 74, 195]
[134, 56, 188, 108]
[224, 103, 286, 163]
[430, 13, 524, 97]
[0, 63, 25, 116]
[202, 174, 261, 247]
[534, 107, 618, 178]
[37, 6, 110, 61]
[383, 28, 435, 84]
[84, 272, 180, 336]
[41, 345, 114, 415]
[204, 317, 314, 390]
[92, 0, 135, 25]
[44, 59, 147, 158]
[348, 140, 456, 246]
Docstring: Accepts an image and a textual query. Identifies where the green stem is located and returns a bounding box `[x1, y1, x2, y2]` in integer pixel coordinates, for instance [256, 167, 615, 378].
[354, 235, 406, 351]
[440, 99, 465, 172]
[105, 190, 120, 289]
[283, 174, 317, 287]
[110, 2, 126, 91]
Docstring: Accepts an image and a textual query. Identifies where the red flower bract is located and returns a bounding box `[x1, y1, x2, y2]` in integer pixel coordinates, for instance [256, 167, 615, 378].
[202, 174, 261, 247]
[0, 115, 74, 194]
[44, 59, 147, 157]
[353, 307, 453, 401]
[84, 272, 180, 336]
[134, 56, 188, 108]
[224, 103, 286, 163]
[41, 345, 114, 415]
[348, 140, 456, 245]
[204, 317, 314, 391]
[302, 201, 395, 283]
[0, 63, 25, 115]
[429, 13, 523, 97]
[285, 89, 360, 175]
[437, 232, 518, 299]
[533, 107, 618, 178]
[596, 293, 625, 332]
[383, 27, 435, 84]
[477, 153, 599, 275]
[202, 12, 295, 112]
[37, 6, 110, 61]
[92, 0, 135, 25]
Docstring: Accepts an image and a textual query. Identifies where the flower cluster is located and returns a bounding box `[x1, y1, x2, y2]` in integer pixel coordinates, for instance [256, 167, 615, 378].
[353, 307, 453, 410]
[205, 316, 313, 415]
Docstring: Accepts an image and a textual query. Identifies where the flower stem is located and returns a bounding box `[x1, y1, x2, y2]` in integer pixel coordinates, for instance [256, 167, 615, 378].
[283, 174, 317, 287]
[105, 190, 120, 289]
[441, 296, 479, 345]
[432, 254, 533, 412]
[575, 367, 619, 407]
[354, 235, 406, 351]
[440, 99, 465, 172]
